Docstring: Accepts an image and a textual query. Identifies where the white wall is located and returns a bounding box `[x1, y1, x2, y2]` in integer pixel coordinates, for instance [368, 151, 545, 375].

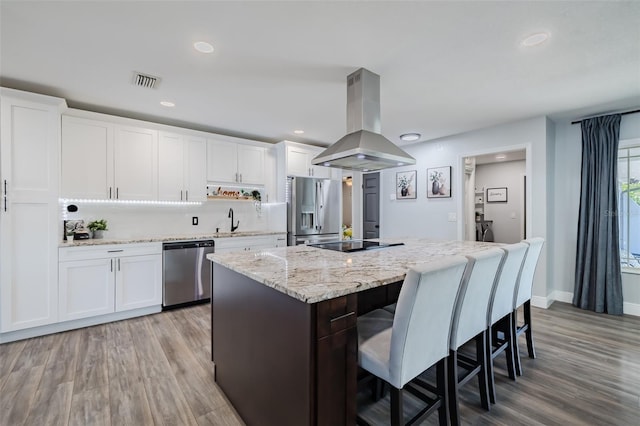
[61, 200, 286, 240]
[475, 160, 526, 243]
[380, 116, 551, 303]
[553, 113, 640, 314]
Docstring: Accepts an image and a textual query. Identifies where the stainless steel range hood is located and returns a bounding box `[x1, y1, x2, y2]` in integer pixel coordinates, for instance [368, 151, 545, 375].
[312, 68, 415, 171]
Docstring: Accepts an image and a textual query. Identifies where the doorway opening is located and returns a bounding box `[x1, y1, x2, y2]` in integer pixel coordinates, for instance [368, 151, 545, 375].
[463, 149, 527, 244]
[342, 175, 353, 240]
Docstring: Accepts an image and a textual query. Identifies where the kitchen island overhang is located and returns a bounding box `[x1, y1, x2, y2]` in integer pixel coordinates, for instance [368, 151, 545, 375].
[207, 239, 500, 426]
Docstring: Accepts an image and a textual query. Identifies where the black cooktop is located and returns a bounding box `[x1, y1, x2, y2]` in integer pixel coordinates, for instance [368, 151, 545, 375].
[309, 240, 404, 253]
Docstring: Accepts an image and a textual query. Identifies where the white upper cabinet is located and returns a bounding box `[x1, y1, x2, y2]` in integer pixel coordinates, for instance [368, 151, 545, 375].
[61, 116, 113, 199]
[284, 143, 334, 179]
[114, 125, 158, 200]
[61, 116, 158, 200]
[158, 132, 207, 201]
[207, 139, 265, 185]
[1, 88, 65, 332]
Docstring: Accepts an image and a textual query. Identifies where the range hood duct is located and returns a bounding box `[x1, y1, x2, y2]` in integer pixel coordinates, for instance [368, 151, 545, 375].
[312, 68, 415, 171]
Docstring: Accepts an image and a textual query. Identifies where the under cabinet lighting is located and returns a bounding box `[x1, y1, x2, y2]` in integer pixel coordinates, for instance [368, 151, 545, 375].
[59, 198, 202, 206]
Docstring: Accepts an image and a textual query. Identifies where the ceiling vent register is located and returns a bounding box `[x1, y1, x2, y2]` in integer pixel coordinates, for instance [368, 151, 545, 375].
[132, 72, 160, 89]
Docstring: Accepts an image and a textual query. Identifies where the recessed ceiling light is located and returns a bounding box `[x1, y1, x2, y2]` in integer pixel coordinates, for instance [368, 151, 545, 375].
[323, 162, 331, 167]
[521, 32, 550, 47]
[400, 133, 421, 142]
[194, 41, 214, 53]
[293, 130, 304, 134]
[496, 154, 506, 160]
[356, 154, 366, 159]
[160, 101, 175, 107]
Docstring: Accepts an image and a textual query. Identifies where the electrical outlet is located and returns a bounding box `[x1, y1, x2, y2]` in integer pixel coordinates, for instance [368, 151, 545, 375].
[192, 216, 198, 226]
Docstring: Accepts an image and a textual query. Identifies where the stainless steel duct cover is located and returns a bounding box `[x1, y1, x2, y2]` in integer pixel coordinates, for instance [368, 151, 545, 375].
[312, 68, 415, 171]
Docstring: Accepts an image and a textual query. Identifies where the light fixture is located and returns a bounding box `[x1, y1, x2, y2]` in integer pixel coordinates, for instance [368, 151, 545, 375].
[356, 154, 365, 159]
[194, 41, 214, 53]
[323, 162, 331, 167]
[397, 162, 404, 166]
[495, 154, 506, 160]
[293, 130, 305, 134]
[60, 198, 202, 206]
[160, 101, 175, 107]
[400, 133, 421, 142]
[521, 32, 550, 47]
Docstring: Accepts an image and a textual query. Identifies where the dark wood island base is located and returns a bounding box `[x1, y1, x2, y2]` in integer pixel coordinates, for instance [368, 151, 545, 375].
[212, 264, 358, 426]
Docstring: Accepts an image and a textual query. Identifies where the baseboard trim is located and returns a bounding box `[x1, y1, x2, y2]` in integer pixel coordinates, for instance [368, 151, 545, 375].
[0, 305, 162, 343]
[542, 290, 640, 317]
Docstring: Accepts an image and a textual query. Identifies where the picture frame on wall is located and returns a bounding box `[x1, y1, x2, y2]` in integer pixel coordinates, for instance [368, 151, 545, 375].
[427, 166, 451, 198]
[486, 187, 508, 202]
[396, 170, 417, 199]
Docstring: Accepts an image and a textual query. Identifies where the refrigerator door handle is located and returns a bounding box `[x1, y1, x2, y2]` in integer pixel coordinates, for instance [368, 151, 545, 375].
[318, 181, 323, 232]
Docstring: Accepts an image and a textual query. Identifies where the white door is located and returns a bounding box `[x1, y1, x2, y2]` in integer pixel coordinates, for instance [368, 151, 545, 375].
[61, 116, 114, 199]
[115, 254, 162, 312]
[114, 125, 158, 200]
[59, 259, 115, 321]
[0, 92, 62, 332]
[185, 136, 207, 201]
[237, 145, 265, 185]
[158, 132, 185, 201]
[207, 139, 238, 183]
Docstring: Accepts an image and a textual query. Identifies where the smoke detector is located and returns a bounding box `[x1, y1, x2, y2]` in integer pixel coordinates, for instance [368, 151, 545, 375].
[132, 72, 161, 89]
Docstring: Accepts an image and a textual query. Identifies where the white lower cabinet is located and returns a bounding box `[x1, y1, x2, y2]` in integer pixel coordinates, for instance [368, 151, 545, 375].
[59, 243, 162, 322]
[215, 234, 287, 253]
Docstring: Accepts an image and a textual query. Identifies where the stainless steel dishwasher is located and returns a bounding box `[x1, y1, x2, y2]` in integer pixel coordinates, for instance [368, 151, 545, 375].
[162, 240, 214, 309]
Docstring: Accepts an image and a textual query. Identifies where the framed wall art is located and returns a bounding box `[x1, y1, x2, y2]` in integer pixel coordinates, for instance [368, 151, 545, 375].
[486, 187, 508, 203]
[427, 166, 451, 198]
[396, 170, 417, 199]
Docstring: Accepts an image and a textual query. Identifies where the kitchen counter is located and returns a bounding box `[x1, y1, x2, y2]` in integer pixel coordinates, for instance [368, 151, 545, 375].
[208, 238, 499, 303]
[60, 230, 285, 247]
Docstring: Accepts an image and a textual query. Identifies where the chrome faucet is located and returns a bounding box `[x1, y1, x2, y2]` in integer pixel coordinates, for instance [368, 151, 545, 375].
[228, 208, 239, 232]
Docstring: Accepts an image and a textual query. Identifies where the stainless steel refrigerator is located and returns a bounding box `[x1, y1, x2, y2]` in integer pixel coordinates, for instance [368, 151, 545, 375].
[287, 176, 341, 245]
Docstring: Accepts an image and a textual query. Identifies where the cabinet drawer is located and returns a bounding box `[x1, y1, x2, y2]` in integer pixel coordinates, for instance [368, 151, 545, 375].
[59, 242, 162, 261]
[316, 294, 357, 339]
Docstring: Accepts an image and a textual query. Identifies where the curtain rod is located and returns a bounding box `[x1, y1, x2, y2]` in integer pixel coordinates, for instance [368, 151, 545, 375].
[571, 109, 640, 125]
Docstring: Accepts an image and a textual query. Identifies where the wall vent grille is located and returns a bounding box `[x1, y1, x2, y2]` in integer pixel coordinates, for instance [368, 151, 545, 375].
[132, 72, 160, 89]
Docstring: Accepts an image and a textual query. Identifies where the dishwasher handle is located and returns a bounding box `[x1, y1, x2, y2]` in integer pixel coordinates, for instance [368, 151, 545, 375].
[163, 240, 214, 250]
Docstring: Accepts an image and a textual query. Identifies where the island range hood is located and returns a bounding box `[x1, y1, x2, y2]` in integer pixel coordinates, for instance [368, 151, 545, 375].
[312, 68, 416, 171]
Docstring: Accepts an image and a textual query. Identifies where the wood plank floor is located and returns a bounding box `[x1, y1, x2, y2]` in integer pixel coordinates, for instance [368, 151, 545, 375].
[1, 302, 639, 425]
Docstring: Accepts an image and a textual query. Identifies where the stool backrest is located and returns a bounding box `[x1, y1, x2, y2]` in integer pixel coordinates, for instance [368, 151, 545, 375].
[450, 248, 505, 350]
[489, 243, 528, 325]
[515, 237, 545, 308]
[389, 256, 468, 388]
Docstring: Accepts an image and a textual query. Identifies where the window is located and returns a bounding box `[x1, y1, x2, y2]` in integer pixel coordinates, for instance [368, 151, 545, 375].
[618, 144, 640, 269]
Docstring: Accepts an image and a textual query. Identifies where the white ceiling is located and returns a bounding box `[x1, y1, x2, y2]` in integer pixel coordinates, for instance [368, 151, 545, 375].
[1, 1, 639, 147]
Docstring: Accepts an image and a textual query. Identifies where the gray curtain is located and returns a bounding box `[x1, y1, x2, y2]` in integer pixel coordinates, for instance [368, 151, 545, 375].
[573, 114, 623, 315]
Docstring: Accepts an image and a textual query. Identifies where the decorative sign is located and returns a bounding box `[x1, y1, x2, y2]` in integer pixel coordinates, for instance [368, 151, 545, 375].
[486, 187, 508, 203]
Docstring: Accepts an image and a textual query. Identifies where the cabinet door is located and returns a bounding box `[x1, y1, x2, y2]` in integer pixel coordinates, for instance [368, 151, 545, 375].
[207, 139, 238, 183]
[59, 259, 115, 321]
[115, 254, 162, 312]
[61, 116, 114, 199]
[0, 92, 62, 332]
[185, 136, 207, 201]
[237, 145, 265, 184]
[287, 145, 312, 177]
[114, 125, 158, 200]
[311, 164, 333, 179]
[158, 132, 185, 201]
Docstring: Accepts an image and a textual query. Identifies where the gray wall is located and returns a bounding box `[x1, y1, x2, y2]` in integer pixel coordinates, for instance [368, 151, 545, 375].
[475, 160, 526, 243]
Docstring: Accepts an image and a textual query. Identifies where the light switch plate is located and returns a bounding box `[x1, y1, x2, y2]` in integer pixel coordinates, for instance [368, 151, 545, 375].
[192, 216, 198, 226]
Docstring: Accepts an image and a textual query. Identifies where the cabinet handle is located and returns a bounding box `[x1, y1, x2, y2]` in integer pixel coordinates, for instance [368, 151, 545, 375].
[330, 311, 355, 323]
[118, 258, 121, 271]
[107, 249, 124, 253]
[235, 172, 238, 182]
[3, 179, 7, 212]
[116, 187, 119, 199]
[185, 190, 188, 201]
[180, 190, 183, 201]
[239, 174, 242, 183]
[110, 259, 113, 272]
[109, 187, 112, 199]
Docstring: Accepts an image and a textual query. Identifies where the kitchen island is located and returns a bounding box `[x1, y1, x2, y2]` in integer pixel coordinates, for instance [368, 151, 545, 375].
[207, 239, 498, 426]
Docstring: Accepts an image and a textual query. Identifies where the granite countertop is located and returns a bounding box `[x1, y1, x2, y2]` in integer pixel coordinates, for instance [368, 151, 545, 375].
[60, 231, 285, 247]
[207, 238, 501, 304]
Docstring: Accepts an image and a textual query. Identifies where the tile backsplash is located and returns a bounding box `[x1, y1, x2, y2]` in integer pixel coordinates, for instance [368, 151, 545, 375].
[60, 200, 286, 240]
